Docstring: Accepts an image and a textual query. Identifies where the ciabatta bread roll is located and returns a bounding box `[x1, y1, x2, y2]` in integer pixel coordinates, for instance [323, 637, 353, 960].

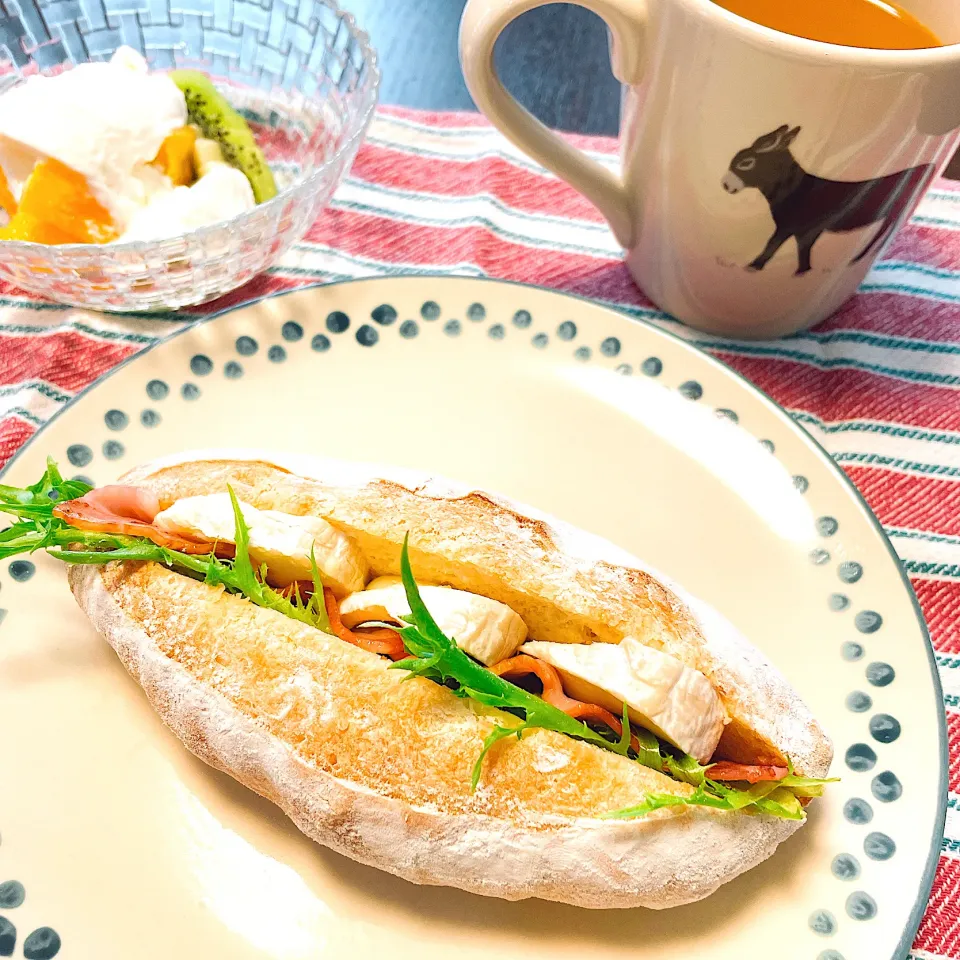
[63, 450, 832, 909]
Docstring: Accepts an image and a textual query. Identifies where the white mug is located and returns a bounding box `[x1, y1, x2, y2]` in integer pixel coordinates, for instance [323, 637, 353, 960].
[459, 0, 960, 338]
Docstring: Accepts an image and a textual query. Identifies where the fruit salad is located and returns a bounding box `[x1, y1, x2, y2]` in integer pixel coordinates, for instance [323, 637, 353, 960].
[0, 48, 278, 245]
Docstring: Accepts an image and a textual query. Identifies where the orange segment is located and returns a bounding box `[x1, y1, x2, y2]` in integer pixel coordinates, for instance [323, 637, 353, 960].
[152, 125, 197, 186]
[0, 166, 17, 218]
[0, 158, 116, 244]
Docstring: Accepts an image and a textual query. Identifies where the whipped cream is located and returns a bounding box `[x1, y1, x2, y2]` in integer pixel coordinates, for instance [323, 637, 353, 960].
[121, 162, 255, 241]
[0, 47, 257, 242]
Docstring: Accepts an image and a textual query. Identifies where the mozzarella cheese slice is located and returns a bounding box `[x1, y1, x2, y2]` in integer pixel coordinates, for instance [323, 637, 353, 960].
[520, 637, 726, 763]
[153, 493, 368, 595]
[338, 583, 527, 665]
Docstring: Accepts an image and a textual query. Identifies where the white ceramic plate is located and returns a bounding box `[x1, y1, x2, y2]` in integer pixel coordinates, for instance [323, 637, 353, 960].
[0, 277, 944, 960]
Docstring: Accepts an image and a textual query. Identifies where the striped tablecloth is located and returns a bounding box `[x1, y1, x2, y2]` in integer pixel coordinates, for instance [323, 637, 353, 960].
[0, 106, 958, 957]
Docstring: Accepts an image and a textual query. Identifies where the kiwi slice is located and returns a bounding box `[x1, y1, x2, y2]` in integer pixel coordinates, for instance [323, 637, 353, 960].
[170, 70, 278, 203]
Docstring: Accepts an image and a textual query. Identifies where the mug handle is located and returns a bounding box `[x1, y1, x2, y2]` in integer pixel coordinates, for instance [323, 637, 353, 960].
[459, 0, 647, 248]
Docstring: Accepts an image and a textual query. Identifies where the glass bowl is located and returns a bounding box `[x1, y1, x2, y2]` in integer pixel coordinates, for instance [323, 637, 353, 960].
[0, 0, 379, 311]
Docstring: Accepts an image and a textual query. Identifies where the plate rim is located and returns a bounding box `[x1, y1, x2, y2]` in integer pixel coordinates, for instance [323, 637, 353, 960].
[0, 275, 946, 958]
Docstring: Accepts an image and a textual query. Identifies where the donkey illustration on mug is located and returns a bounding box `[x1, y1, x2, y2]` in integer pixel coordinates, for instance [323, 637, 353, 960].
[723, 125, 934, 275]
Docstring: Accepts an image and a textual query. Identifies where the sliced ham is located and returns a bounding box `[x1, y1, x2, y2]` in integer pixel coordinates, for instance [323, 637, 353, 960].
[53, 485, 216, 554]
[323, 587, 408, 661]
[490, 654, 639, 749]
[706, 762, 789, 783]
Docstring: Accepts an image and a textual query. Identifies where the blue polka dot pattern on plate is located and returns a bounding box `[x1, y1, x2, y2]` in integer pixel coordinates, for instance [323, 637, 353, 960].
[9, 559, 35, 583]
[641, 357, 662, 377]
[181, 383, 200, 400]
[845, 743, 877, 772]
[817, 516, 838, 536]
[0, 881, 24, 909]
[600, 336, 621, 357]
[872, 771, 902, 803]
[810, 548, 831, 565]
[793, 475, 809, 493]
[864, 832, 896, 860]
[846, 691, 872, 713]
[715, 408, 738, 423]
[444, 319, 461, 337]
[488, 324, 505, 340]
[615, 363, 632, 375]
[104, 409, 128, 431]
[855, 611, 883, 634]
[146, 379, 169, 401]
[831, 853, 860, 881]
[574, 346, 591, 362]
[102, 440, 124, 460]
[532, 333, 548, 349]
[223, 361, 243, 380]
[678, 380, 702, 400]
[842, 641, 864, 661]
[818, 952, 845, 960]
[66, 444, 92, 468]
[268, 345, 286, 363]
[189, 354, 213, 376]
[356, 325, 379, 347]
[808, 910, 836, 936]
[311, 334, 331, 352]
[139, 409, 161, 427]
[866, 662, 895, 687]
[421, 301, 441, 321]
[760, 438, 775, 453]
[869, 714, 901, 744]
[235, 335, 258, 356]
[372, 304, 397, 326]
[326, 311, 350, 333]
[512, 309, 532, 329]
[843, 797, 873, 824]
[281, 321, 304, 341]
[845, 892, 877, 921]
[399, 320, 419, 339]
[839, 561, 863, 584]
[467, 302, 486, 322]
[829, 593, 850, 611]
[557, 321, 577, 341]
[0, 917, 15, 957]
[23, 926, 61, 959]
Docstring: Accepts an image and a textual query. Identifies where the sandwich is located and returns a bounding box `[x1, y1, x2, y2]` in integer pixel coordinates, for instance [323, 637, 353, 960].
[0, 451, 835, 910]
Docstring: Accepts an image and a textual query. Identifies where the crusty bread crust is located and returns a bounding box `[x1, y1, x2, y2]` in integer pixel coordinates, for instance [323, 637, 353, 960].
[64, 450, 833, 909]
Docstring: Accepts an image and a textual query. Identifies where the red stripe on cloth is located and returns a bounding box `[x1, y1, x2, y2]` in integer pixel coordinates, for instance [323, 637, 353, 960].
[351, 143, 607, 223]
[949, 713, 960, 793]
[882, 222, 960, 272]
[0, 332, 135, 392]
[915, 856, 960, 956]
[376, 105, 621, 154]
[0, 416, 36, 469]
[715, 354, 960, 434]
[188, 272, 308, 316]
[304, 208, 627, 283]
[913, 579, 960, 653]
[819, 291, 960, 343]
[842, 466, 960, 537]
